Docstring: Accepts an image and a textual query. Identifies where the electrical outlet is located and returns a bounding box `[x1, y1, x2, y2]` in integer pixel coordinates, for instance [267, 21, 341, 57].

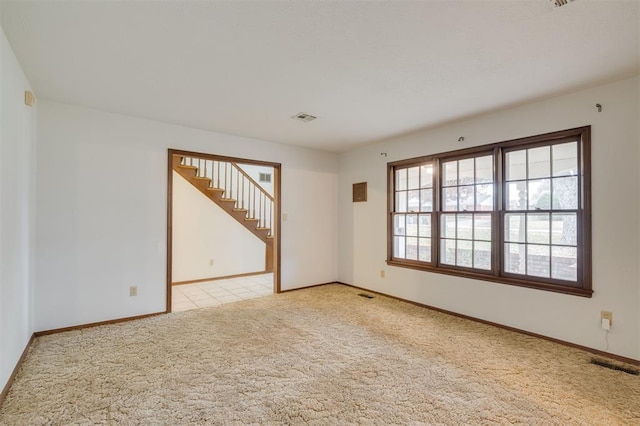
[600, 311, 613, 328]
[380, 269, 385, 278]
[129, 286, 138, 297]
[209, 259, 214, 266]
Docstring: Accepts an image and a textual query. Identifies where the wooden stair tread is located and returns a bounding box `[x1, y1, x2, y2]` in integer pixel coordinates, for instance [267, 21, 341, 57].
[173, 157, 274, 246]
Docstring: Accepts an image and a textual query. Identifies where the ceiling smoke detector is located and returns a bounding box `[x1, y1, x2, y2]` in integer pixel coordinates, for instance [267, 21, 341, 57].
[291, 112, 317, 123]
[550, 0, 574, 7]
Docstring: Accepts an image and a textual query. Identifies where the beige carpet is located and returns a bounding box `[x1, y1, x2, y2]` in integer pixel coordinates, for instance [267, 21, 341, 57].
[1, 284, 639, 425]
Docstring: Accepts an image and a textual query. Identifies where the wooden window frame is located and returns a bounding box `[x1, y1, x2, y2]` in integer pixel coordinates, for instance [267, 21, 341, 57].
[387, 126, 592, 297]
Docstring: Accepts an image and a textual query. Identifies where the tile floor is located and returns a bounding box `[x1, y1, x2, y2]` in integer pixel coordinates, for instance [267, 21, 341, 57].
[172, 273, 273, 312]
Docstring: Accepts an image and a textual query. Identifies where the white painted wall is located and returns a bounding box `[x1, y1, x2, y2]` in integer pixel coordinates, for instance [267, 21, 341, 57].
[338, 76, 640, 361]
[172, 171, 265, 282]
[35, 100, 338, 331]
[237, 164, 274, 196]
[0, 25, 36, 393]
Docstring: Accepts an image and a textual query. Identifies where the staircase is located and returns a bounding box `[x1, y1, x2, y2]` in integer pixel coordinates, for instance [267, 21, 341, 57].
[172, 154, 275, 267]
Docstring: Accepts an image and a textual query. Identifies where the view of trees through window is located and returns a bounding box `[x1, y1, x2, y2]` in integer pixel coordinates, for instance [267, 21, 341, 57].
[387, 127, 591, 296]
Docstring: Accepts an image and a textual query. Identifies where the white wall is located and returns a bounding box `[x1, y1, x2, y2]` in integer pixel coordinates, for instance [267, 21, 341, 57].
[35, 100, 338, 331]
[172, 171, 265, 282]
[0, 25, 36, 393]
[338, 76, 640, 361]
[237, 164, 275, 196]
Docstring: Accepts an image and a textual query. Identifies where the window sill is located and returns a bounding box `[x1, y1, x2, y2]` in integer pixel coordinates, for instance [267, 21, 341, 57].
[385, 259, 593, 298]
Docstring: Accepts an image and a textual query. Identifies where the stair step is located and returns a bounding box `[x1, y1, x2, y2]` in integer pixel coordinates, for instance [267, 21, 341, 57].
[173, 158, 274, 246]
[178, 164, 197, 171]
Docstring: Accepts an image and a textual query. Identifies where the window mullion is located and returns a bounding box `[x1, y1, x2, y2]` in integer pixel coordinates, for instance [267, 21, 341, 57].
[433, 158, 441, 266]
[494, 146, 502, 276]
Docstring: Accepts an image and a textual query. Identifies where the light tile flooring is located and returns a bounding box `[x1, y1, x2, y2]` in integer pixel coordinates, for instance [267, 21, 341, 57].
[172, 273, 273, 312]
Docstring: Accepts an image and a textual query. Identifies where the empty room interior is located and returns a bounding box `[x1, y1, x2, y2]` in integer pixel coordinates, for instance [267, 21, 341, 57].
[1, 0, 639, 423]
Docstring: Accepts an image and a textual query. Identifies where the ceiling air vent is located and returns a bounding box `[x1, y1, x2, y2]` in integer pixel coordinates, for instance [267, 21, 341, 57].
[550, 0, 574, 7]
[291, 112, 317, 123]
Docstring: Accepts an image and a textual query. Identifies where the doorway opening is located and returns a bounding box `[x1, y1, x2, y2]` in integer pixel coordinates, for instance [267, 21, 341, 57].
[166, 149, 281, 312]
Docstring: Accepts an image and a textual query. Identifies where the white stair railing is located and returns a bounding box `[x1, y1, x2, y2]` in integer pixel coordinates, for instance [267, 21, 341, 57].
[181, 156, 274, 236]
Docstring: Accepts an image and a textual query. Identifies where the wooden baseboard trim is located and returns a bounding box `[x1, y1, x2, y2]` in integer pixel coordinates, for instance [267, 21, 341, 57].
[0, 333, 35, 406]
[172, 271, 269, 286]
[336, 281, 640, 366]
[34, 312, 165, 337]
[278, 281, 338, 294]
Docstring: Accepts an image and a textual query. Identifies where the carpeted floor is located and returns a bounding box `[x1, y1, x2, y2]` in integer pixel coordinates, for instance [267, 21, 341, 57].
[1, 284, 639, 424]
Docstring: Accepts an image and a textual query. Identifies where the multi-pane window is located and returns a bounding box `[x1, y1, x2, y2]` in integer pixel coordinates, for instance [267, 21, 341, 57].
[393, 164, 433, 262]
[388, 127, 591, 297]
[440, 155, 493, 270]
[503, 142, 579, 281]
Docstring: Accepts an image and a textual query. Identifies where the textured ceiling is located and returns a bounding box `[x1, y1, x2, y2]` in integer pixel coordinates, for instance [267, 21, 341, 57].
[1, 1, 638, 152]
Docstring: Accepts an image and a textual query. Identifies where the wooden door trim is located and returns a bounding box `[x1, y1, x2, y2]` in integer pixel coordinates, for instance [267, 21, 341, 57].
[166, 149, 282, 312]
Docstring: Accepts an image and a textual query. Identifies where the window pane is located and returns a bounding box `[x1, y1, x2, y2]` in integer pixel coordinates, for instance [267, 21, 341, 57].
[551, 213, 577, 246]
[505, 213, 525, 243]
[474, 241, 492, 270]
[457, 214, 473, 240]
[528, 179, 551, 210]
[527, 244, 550, 278]
[441, 239, 456, 265]
[396, 191, 408, 212]
[475, 184, 494, 211]
[394, 236, 406, 258]
[528, 146, 551, 179]
[406, 214, 418, 236]
[406, 237, 418, 260]
[418, 215, 431, 237]
[441, 214, 456, 238]
[506, 182, 527, 210]
[396, 168, 407, 191]
[476, 155, 493, 183]
[527, 213, 550, 244]
[418, 238, 431, 262]
[457, 240, 473, 267]
[474, 214, 492, 241]
[420, 189, 433, 212]
[394, 214, 406, 236]
[504, 243, 526, 274]
[443, 161, 458, 187]
[443, 187, 458, 211]
[408, 167, 420, 190]
[407, 190, 420, 212]
[420, 164, 433, 188]
[459, 158, 474, 185]
[552, 246, 577, 281]
[552, 142, 577, 177]
[552, 176, 578, 210]
[458, 186, 474, 211]
[506, 150, 526, 181]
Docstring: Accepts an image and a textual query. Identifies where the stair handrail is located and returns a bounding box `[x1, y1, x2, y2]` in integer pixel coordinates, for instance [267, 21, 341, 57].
[178, 154, 274, 235]
[230, 162, 274, 202]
